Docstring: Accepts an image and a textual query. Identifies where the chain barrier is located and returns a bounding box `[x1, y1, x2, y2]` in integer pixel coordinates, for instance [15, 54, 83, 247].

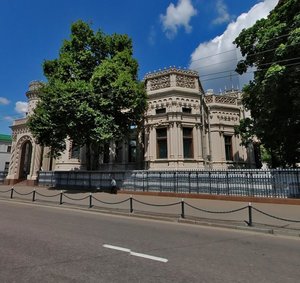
[185, 202, 248, 214]
[133, 198, 181, 207]
[62, 194, 89, 201]
[92, 196, 130, 205]
[13, 189, 33, 196]
[0, 188, 12, 193]
[252, 207, 300, 223]
[1, 187, 300, 224]
[35, 191, 61, 198]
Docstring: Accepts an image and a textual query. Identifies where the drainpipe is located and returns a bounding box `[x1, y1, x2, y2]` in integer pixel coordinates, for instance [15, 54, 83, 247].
[207, 106, 213, 169]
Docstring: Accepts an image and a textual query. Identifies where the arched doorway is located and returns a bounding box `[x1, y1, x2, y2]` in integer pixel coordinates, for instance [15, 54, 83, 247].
[19, 141, 33, 179]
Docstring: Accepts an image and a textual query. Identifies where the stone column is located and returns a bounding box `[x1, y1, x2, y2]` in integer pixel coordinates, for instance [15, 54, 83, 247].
[177, 123, 183, 159]
[169, 123, 175, 159]
[28, 144, 42, 183]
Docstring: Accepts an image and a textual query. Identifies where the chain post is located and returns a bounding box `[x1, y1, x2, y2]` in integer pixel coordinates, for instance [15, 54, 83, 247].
[32, 189, 36, 202]
[245, 202, 253, 226]
[130, 195, 133, 213]
[181, 198, 185, 218]
[60, 191, 63, 205]
[89, 193, 92, 208]
[10, 187, 14, 199]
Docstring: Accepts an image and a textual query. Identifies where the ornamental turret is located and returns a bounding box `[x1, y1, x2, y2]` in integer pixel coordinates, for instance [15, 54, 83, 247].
[26, 81, 43, 116]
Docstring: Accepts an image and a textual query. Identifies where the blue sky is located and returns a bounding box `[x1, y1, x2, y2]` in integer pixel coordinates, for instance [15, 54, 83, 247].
[0, 0, 278, 135]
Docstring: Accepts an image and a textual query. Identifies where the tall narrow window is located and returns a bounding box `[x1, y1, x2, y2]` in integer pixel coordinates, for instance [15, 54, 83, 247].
[71, 143, 80, 159]
[183, 127, 193, 158]
[103, 143, 110, 163]
[224, 136, 233, 161]
[156, 128, 168, 159]
[4, 162, 9, 172]
[128, 139, 137, 162]
[115, 142, 123, 163]
[7, 145, 11, 153]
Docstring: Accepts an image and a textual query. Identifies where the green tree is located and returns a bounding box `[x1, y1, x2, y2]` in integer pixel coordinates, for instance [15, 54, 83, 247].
[28, 20, 147, 170]
[234, 0, 300, 168]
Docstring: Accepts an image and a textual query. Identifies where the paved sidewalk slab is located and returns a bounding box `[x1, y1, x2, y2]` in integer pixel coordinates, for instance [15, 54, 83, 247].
[1, 184, 300, 236]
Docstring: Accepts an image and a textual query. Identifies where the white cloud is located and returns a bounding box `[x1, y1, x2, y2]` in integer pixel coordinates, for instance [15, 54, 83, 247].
[189, 0, 278, 92]
[0, 97, 10, 105]
[160, 0, 197, 39]
[4, 116, 14, 122]
[148, 26, 156, 46]
[15, 101, 28, 115]
[212, 0, 231, 25]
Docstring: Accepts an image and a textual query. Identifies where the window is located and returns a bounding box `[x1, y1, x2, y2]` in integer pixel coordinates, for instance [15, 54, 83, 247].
[70, 143, 80, 159]
[224, 136, 233, 161]
[7, 145, 11, 153]
[103, 143, 110, 163]
[156, 128, 168, 159]
[156, 108, 166, 114]
[183, 127, 193, 158]
[115, 142, 123, 163]
[128, 139, 137, 162]
[4, 162, 9, 172]
[182, 107, 192, 114]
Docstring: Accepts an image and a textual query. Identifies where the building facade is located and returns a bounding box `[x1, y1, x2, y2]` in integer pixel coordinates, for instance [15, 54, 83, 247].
[0, 134, 12, 172]
[5, 68, 255, 185]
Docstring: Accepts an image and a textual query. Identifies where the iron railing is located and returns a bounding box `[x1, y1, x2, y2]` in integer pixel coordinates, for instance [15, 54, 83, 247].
[0, 171, 7, 183]
[38, 169, 300, 199]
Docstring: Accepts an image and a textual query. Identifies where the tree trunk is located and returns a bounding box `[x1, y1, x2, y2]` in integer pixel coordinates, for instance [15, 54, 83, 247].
[86, 141, 91, 171]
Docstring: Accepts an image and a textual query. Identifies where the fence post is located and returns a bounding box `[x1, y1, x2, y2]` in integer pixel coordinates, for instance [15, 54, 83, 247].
[130, 195, 133, 213]
[89, 193, 92, 208]
[188, 172, 191, 193]
[245, 202, 253, 227]
[60, 191, 63, 205]
[159, 172, 162, 192]
[226, 171, 230, 195]
[10, 187, 14, 199]
[32, 189, 36, 202]
[181, 199, 185, 219]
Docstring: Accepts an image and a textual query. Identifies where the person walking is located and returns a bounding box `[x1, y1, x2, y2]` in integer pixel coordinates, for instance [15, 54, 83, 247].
[110, 176, 117, 194]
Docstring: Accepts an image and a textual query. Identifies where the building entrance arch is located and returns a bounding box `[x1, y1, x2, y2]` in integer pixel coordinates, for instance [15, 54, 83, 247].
[19, 140, 33, 179]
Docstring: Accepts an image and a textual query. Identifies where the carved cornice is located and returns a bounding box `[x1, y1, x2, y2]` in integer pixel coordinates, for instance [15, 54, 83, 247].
[144, 67, 198, 80]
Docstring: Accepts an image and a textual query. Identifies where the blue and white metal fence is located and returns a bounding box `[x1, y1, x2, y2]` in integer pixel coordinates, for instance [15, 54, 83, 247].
[37, 169, 300, 199]
[0, 171, 7, 184]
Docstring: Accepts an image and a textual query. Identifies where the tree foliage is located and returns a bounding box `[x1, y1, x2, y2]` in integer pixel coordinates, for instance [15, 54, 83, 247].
[234, 0, 300, 167]
[28, 20, 147, 170]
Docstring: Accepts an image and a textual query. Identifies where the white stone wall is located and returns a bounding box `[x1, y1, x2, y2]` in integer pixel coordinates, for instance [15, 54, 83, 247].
[0, 140, 11, 171]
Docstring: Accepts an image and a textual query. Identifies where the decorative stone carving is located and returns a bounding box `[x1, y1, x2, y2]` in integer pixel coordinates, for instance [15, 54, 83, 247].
[205, 95, 213, 104]
[176, 75, 195, 89]
[215, 96, 236, 105]
[144, 67, 198, 80]
[149, 75, 170, 91]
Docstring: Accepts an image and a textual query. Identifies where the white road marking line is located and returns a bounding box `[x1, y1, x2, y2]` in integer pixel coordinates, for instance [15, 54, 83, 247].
[130, 252, 168, 263]
[103, 244, 168, 263]
[103, 244, 131, 253]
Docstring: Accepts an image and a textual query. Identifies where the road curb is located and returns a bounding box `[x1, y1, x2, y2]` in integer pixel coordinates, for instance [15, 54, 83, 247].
[119, 190, 300, 205]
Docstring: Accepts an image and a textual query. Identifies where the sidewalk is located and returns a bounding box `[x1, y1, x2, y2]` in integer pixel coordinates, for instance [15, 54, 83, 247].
[1, 184, 300, 237]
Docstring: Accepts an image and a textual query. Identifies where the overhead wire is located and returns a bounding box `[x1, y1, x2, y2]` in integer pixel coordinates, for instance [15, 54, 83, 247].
[200, 62, 300, 82]
[191, 41, 300, 72]
[189, 32, 293, 63]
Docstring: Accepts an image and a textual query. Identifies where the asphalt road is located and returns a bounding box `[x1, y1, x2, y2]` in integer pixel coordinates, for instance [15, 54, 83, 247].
[0, 200, 300, 283]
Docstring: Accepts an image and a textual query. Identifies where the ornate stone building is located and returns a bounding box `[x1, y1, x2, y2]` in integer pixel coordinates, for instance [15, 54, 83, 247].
[5, 68, 255, 185]
[144, 68, 209, 169]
